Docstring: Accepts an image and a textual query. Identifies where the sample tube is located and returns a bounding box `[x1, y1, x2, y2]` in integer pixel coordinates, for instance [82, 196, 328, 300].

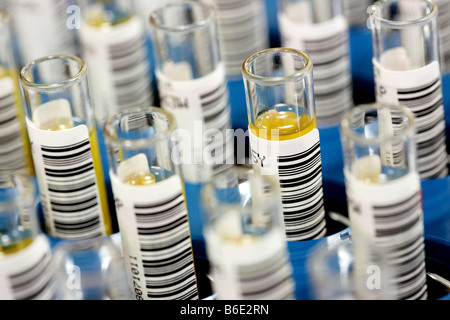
[77, 0, 154, 127]
[0, 9, 33, 174]
[242, 47, 327, 241]
[201, 166, 295, 300]
[202, 0, 270, 79]
[340, 103, 428, 300]
[149, 1, 234, 184]
[0, 173, 59, 300]
[104, 106, 199, 300]
[18, 55, 113, 240]
[278, 0, 354, 127]
[6, 0, 77, 68]
[434, 0, 450, 74]
[369, 0, 447, 179]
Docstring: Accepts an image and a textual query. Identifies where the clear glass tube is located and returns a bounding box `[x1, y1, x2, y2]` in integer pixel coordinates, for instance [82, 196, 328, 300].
[202, 0, 270, 79]
[278, 0, 354, 127]
[52, 234, 132, 300]
[0, 9, 33, 174]
[5, 0, 77, 68]
[369, 0, 447, 179]
[0, 172, 60, 300]
[340, 103, 428, 300]
[242, 47, 327, 241]
[433, 0, 450, 74]
[103, 106, 199, 300]
[77, 0, 155, 127]
[18, 55, 113, 240]
[201, 166, 295, 300]
[149, 1, 233, 184]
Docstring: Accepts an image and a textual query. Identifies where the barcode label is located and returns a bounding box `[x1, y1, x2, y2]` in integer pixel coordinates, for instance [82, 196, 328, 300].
[156, 63, 233, 183]
[80, 15, 154, 125]
[110, 173, 199, 300]
[374, 59, 448, 179]
[249, 128, 326, 241]
[278, 15, 353, 126]
[203, 0, 269, 77]
[345, 171, 428, 300]
[205, 228, 295, 300]
[0, 235, 57, 300]
[0, 77, 29, 171]
[7, 0, 77, 67]
[25, 118, 108, 240]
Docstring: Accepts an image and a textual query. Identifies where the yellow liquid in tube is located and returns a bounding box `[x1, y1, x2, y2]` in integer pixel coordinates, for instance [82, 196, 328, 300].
[250, 109, 316, 140]
[0, 68, 34, 175]
[38, 119, 113, 236]
[123, 172, 156, 186]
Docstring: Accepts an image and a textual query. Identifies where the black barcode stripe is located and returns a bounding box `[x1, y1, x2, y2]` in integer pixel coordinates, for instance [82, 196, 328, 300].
[8, 248, 55, 300]
[372, 191, 427, 300]
[41, 137, 104, 239]
[235, 248, 294, 300]
[277, 140, 326, 241]
[134, 187, 198, 300]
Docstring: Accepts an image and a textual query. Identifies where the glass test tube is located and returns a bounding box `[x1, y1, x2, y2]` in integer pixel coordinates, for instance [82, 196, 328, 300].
[340, 103, 428, 300]
[242, 47, 327, 241]
[52, 234, 132, 300]
[202, 0, 270, 79]
[201, 166, 295, 300]
[278, 0, 354, 127]
[6, 0, 77, 68]
[18, 55, 113, 240]
[149, 1, 234, 184]
[0, 10, 33, 174]
[77, 0, 154, 127]
[0, 173, 59, 300]
[104, 106, 199, 300]
[433, 0, 450, 74]
[369, 0, 448, 179]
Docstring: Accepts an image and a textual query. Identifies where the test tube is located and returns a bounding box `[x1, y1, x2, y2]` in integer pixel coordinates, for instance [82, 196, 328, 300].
[0, 9, 33, 174]
[18, 54, 113, 240]
[77, 0, 154, 127]
[0, 173, 60, 300]
[103, 106, 199, 300]
[5, 0, 77, 68]
[369, 0, 447, 179]
[277, 0, 354, 127]
[149, 1, 234, 184]
[434, 0, 450, 74]
[52, 234, 132, 300]
[201, 166, 296, 300]
[202, 0, 270, 79]
[340, 103, 428, 300]
[242, 47, 327, 241]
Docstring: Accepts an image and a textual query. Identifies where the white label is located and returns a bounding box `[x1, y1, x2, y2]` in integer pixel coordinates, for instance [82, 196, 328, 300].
[80, 15, 153, 125]
[110, 172, 198, 300]
[345, 170, 427, 300]
[0, 235, 55, 300]
[204, 228, 295, 300]
[157, 63, 233, 183]
[25, 115, 107, 240]
[249, 128, 326, 241]
[0, 76, 28, 171]
[278, 15, 353, 126]
[8, 0, 77, 66]
[374, 58, 448, 179]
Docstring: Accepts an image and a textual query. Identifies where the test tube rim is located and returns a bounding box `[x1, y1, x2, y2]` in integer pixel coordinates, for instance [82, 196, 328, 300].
[241, 47, 313, 87]
[370, 0, 437, 29]
[103, 106, 176, 149]
[148, 1, 216, 33]
[340, 103, 416, 146]
[18, 54, 87, 91]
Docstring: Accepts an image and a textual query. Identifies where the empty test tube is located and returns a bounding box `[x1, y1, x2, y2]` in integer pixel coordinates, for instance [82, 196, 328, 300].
[340, 103, 428, 300]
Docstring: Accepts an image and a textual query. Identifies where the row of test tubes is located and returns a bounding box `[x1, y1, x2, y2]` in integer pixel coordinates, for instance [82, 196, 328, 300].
[0, 0, 448, 300]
